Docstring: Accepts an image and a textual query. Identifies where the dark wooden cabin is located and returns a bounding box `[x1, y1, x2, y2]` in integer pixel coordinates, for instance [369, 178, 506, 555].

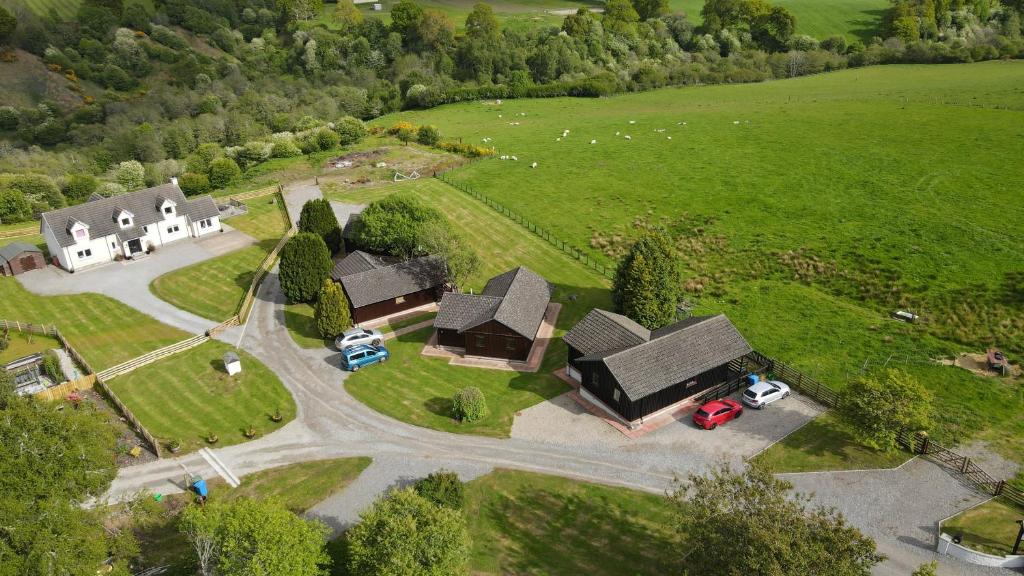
[434, 267, 551, 362]
[563, 310, 752, 425]
[0, 243, 45, 276]
[332, 251, 447, 324]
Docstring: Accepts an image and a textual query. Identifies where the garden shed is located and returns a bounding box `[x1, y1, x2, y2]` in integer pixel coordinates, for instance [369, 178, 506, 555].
[331, 251, 447, 323]
[0, 242, 45, 276]
[223, 351, 241, 376]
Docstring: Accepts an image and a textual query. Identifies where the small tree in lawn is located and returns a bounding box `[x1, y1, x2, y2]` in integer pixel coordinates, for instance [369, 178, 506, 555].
[413, 470, 464, 510]
[612, 231, 680, 330]
[346, 488, 469, 576]
[671, 462, 884, 576]
[417, 220, 479, 290]
[334, 115, 366, 145]
[279, 232, 333, 303]
[416, 125, 440, 146]
[314, 278, 352, 339]
[298, 198, 342, 254]
[838, 369, 932, 452]
[353, 194, 445, 258]
[452, 386, 487, 423]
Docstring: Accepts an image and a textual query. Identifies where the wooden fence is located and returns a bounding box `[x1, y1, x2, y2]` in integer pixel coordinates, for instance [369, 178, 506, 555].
[33, 374, 96, 401]
[897, 430, 1024, 508]
[94, 374, 163, 458]
[235, 227, 295, 325]
[743, 350, 841, 409]
[96, 333, 209, 381]
[436, 172, 616, 281]
[1, 319, 58, 337]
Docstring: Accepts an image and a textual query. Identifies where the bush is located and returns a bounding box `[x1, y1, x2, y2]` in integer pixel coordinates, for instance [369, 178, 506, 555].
[838, 369, 933, 451]
[178, 172, 210, 196]
[452, 386, 488, 422]
[416, 125, 440, 146]
[63, 174, 98, 202]
[297, 198, 342, 254]
[413, 470, 464, 510]
[208, 157, 241, 188]
[115, 160, 145, 191]
[279, 232, 333, 303]
[314, 127, 340, 151]
[436, 141, 495, 158]
[0, 106, 18, 131]
[270, 139, 302, 158]
[0, 188, 31, 223]
[314, 279, 352, 339]
[0, 173, 65, 209]
[42, 351, 62, 381]
[353, 194, 445, 258]
[334, 116, 366, 145]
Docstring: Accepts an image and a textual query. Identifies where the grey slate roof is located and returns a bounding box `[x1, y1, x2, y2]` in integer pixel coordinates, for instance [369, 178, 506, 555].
[567, 312, 752, 401]
[331, 251, 446, 309]
[433, 266, 552, 340]
[0, 242, 42, 264]
[39, 183, 217, 248]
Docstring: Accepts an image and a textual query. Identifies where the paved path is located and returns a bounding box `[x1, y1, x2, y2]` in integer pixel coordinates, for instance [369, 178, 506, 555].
[18, 228, 256, 335]
[283, 181, 325, 227]
[100, 183, 1018, 576]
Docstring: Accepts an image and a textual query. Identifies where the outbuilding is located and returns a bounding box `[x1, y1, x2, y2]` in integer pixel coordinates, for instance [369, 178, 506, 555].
[563, 310, 752, 428]
[0, 242, 45, 276]
[331, 251, 447, 323]
[223, 351, 241, 376]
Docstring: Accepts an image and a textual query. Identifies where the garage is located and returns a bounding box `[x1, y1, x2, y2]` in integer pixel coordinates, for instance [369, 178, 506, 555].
[0, 242, 45, 276]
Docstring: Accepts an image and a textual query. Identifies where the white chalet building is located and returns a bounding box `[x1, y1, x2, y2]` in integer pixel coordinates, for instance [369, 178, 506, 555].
[40, 181, 222, 272]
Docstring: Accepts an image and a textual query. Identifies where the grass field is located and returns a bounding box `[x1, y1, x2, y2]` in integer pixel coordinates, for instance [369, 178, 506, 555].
[668, 0, 888, 40]
[150, 196, 291, 321]
[0, 330, 60, 365]
[133, 458, 371, 575]
[105, 340, 296, 452]
[941, 497, 1024, 556]
[329, 178, 611, 437]
[755, 412, 911, 472]
[461, 469, 677, 575]
[0, 277, 188, 371]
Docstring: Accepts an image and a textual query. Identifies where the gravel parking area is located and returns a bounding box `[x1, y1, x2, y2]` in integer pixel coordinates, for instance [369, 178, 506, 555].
[512, 390, 825, 460]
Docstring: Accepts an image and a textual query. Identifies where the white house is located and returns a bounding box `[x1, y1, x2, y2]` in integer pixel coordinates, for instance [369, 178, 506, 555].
[40, 181, 222, 272]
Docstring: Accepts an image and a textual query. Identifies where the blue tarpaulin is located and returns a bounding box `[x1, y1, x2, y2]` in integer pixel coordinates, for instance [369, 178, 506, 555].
[191, 479, 208, 497]
[746, 373, 760, 386]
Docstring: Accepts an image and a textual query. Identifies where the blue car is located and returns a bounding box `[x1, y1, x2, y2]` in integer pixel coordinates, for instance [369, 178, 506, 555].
[341, 344, 389, 372]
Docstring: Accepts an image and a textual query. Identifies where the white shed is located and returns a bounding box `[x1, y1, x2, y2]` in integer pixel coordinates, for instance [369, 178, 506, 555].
[224, 351, 242, 376]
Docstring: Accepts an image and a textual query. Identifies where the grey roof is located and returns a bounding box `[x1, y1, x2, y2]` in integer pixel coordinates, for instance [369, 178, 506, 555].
[568, 313, 752, 401]
[0, 242, 42, 264]
[332, 252, 446, 308]
[39, 183, 217, 248]
[562, 309, 650, 355]
[433, 266, 552, 339]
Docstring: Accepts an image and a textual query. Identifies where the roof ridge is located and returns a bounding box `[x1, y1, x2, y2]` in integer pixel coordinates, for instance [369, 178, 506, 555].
[602, 314, 725, 361]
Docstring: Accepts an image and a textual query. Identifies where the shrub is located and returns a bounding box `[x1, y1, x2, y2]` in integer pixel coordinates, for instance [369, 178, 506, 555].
[63, 173, 98, 202]
[270, 139, 302, 158]
[115, 160, 145, 191]
[353, 194, 445, 258]
[838, 369, 933, 452]
[0, 186, 31, 223]
[208, 157, 241, 188]
[436, 141, 495, 158]
[314, 127, 340, 151]
[42, 351, 62, 381]
[413, 470, 464, 510]
[314, 279, 352, 339]
[297, 198, 342, 254]
[334, 116, 366, 145]
[452, 386, 487, 422]
[97, 182, 126, 197]
[178, 172, 210, 196]
[416, 124, 440, 146]
[279, 232, 333, 303]
[0, 106, 18, 131]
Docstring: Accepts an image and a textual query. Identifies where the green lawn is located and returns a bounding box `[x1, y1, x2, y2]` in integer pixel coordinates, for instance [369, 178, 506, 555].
[0, 330, 60, 365]
[134, 458, 371, 575]
[328, 178, 612, 437]
[941, 498, 1024, 556]
[0, 278, 188, 371]
[755, 412, 911, 472]
[105, 340, 296, 453]
[150, 195, 291, 322]
[284, 302, 330, 349]
[462, 469, 678, 575]
[668, 0, 888, 40]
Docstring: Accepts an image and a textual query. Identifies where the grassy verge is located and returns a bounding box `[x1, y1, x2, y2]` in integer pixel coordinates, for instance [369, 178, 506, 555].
[941, 497, 1024, 556]
[0, 331, 60, 365]
[755, 412, 911, 472]
[462, 469, 677, 575]
[0, 277, 188, 371]
[105, 340, 296, 453]
[283, 302, 330, 349]
[223, 194, 292, 241]
[134, 458, 371, 575]
[382, 311, 437, 334]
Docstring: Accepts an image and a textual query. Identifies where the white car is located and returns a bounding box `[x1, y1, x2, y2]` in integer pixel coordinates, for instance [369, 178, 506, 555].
[335, 327, 384, 350]
[741, 380, 791, 409]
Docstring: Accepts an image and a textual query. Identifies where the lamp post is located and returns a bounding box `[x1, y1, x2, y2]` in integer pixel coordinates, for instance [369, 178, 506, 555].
[1013, 519, 1024, 556]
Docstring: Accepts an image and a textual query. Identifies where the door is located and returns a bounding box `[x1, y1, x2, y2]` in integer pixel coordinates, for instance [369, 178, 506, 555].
[18, 255, 39, 272]
[467, 333, 488, 357]
[128, 239, 143, 255]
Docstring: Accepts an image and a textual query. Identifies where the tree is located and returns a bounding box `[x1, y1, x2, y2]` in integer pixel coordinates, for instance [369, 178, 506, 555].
[838, 369, 933, 451]
[416, 125, 440, 146]
[700, 0, 746, 32]
[116, 160, 146, 191]
[179, 498, 331, 576]
[298, 198, 342, 254]
[353, 194, 445, 258]
[346, 488, 469, 576]
[0, 5, 16, 45]
[417, 220, 479, 290]
[671, 462, 884, 575]
[208, 157, 242, 188]
[279, 232, 333, 303]
[912, 561, 938, 576]
[465, 3, 499, 41]
[332, 0, 363, 30]
[452, 386, 488, 422]
[0, 188, 32, 223]
[631, 0, 669, 20]
[179, 172, 211, 196]
[603, 0, 640, 35]
[63, 173, 99, 202]
[315, 279, 352, 339]
[334, 116, 367, 145]
[414, 470, 464, 510]
[751, 5, 796, 52]
[390, 0, 425, 44]
[612, 232, 680, 330]
[281, 0, 324, 22]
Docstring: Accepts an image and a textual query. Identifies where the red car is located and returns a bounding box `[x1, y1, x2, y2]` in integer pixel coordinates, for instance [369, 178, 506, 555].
[692, 399, 743, 430]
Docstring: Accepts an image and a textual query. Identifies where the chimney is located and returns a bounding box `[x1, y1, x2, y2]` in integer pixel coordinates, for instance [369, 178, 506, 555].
[170, 176, 179, 187]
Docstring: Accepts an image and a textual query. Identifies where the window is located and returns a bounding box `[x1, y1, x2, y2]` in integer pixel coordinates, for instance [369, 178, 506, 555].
[164, 206, 173, 215]
[120, 218, 130, 226]
[74, 229, 86, 239]
[167, 225, 180, 234]
[76, 249, 92, 259]
[474, 335, 486, 348]
[505, 337, 517, 351]
[200, 218, 210, 229]
[142, 226, 148, 233]
[612, 388, 621, 402]
[395, 296, 406, 304]
[111, 242, 116, 249]
[591, 372, 600, 387]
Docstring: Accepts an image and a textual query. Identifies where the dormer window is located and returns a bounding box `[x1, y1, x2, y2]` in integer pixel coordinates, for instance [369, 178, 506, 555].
[74, 228, 87, 239]
[121, 217, 131, 226]
[164, 206, 173, 215]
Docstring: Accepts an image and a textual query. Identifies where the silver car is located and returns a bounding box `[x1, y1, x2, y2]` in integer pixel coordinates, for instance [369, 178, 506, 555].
[335, 327, 384, 350]
[741, 380, 791, 409]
